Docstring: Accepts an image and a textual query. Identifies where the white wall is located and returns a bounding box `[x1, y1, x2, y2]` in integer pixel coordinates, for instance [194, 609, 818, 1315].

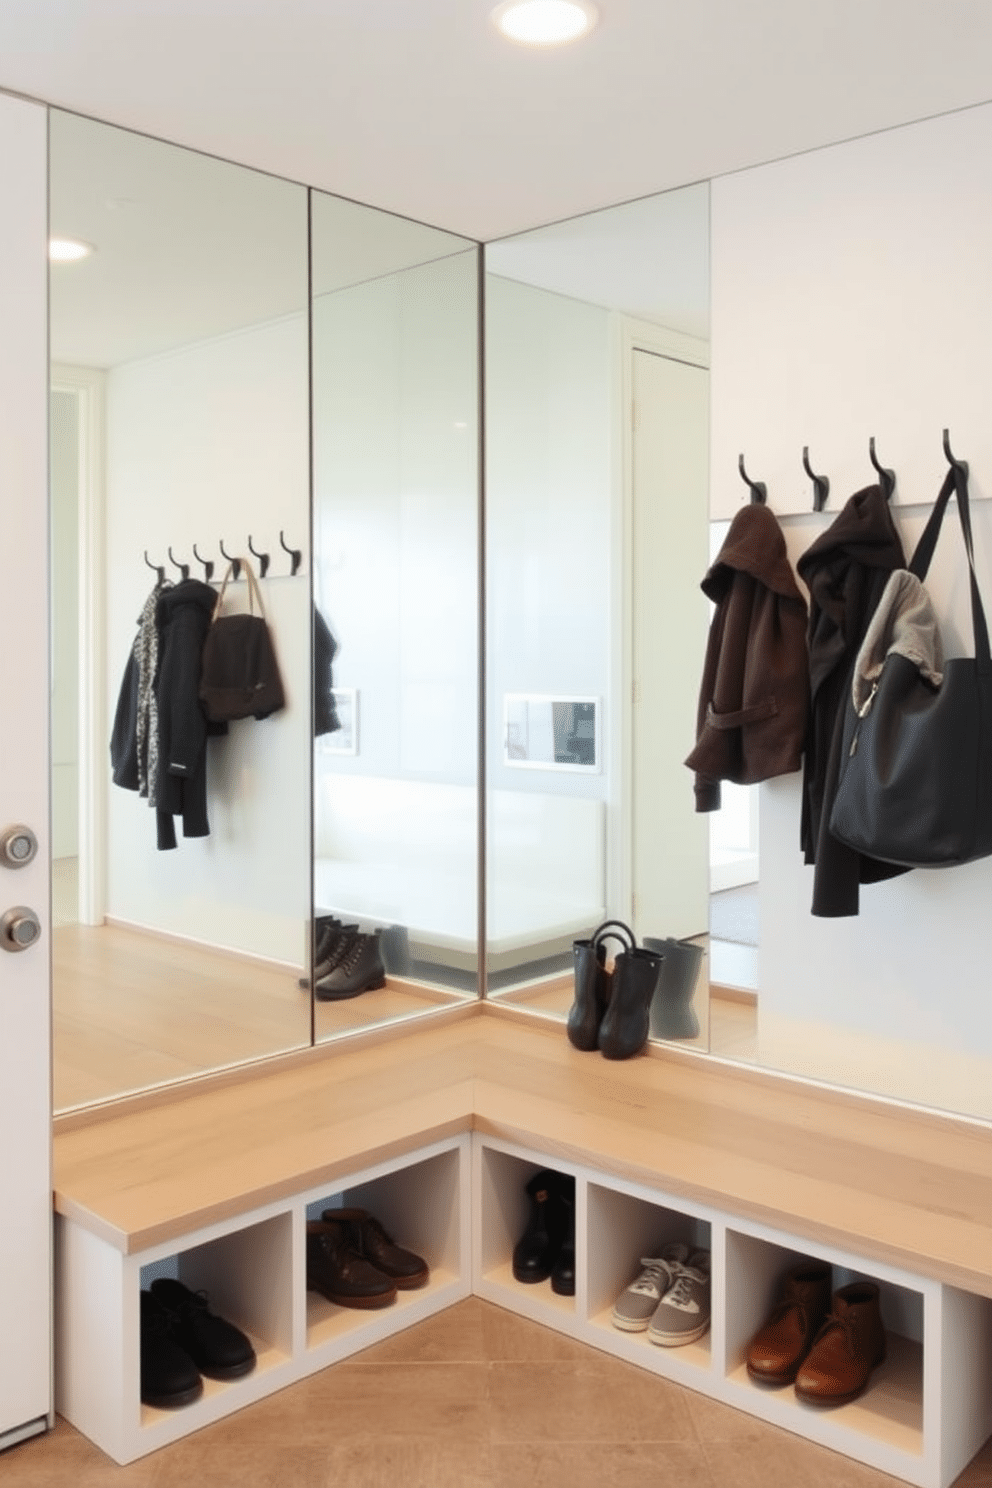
[105, 314, 310, 965]
[710, 100, 992, 1082]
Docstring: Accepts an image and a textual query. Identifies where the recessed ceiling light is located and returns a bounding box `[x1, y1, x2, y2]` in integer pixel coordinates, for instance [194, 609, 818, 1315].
[492, 0, 598, 46]
[49, 238, 94, 263]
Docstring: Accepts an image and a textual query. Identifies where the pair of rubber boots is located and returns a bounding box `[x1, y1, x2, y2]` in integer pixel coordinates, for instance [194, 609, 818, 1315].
[512, 1169, 575, 1295]
[568, 934, 702, 1059]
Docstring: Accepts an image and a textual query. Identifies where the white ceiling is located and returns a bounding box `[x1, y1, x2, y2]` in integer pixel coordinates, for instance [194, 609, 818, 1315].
[3, 2, 992, 243]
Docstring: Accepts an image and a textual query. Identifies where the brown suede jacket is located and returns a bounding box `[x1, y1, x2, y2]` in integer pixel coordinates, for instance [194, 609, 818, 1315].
[685, 501, 809, 812]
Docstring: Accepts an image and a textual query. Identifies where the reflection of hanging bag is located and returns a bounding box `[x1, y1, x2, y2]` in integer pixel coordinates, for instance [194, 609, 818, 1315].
[830, 462, 992, 869]
[199, 559, 286, 722]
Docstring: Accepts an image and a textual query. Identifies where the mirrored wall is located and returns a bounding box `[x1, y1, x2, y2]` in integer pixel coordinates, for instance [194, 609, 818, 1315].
[482, 187, 712, 1043]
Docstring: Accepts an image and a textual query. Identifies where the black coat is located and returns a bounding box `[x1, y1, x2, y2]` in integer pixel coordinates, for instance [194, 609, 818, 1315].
[154, 579, 226, 851]
[797, 483, 908, 916]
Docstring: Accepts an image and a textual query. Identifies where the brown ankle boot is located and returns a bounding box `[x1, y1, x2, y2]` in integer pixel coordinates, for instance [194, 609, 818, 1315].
[794, 1281, 887, 1405]
[745, 1262, 832, 1385]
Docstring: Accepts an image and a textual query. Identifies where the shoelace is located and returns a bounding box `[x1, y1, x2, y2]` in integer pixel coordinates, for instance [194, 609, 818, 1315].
[662, 1261, 707, 1308]
[339, 935, 369, 973]
[628, 1257, 673, 1297]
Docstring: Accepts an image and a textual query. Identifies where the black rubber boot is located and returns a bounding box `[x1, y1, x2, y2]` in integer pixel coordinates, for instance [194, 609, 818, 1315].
[550, 1174, 576, 1295]
[512, 1169, 567, 1283]
[567, 937, 611, 1051]
[598, 945, 664, 1060]
[644, 936, 703, 1040]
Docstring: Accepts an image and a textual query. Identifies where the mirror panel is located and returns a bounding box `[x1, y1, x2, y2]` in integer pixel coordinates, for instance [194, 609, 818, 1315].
[483, 187, 711, 1040]
[310, 192, 480, 1035]
[50, 111, 312, 1109]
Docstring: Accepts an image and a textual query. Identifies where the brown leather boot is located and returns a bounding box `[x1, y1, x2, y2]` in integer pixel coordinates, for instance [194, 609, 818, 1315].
[745, 1262, 832, 1385]
[794, 1281, 887, 1405]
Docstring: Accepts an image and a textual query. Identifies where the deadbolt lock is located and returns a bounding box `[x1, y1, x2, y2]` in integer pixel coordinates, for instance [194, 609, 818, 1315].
[1, 824, 39, 869]
[1, 906, 42, 952]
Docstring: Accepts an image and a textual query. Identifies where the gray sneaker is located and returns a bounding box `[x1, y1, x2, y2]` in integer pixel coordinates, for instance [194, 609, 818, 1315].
[611, 1243, 689, 1332]
[647, 1247, 711, 1346]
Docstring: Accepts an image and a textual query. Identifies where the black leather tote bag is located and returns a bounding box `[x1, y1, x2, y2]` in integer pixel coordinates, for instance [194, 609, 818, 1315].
[829, 461, 992, 869]
[199, 558, 286, 723]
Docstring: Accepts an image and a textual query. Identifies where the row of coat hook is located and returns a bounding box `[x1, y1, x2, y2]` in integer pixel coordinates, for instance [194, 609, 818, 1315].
[738, 429, 968, 510]
[144, 531, 303, 584]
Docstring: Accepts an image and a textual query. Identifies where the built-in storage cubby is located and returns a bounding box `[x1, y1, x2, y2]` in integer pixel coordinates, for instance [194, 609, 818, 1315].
[470, 1133, 992, 1488]
[472, 1138, 578, 1325]
[55, 1133, 470, 1465]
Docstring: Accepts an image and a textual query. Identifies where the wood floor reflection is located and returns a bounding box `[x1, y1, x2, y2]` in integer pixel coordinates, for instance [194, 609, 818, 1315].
[6, 1298, 991, 1487]
[53, 922, 468, 1112]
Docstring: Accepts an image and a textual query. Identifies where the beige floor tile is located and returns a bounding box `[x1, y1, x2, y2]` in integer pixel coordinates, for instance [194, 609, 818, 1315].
[150, 1439, 328, 1488]
[491, 1441, 716, 1488]
[684, 1389, 786, 1443]
[703, 1435, 908, 1488]
[954, 1433, 992, 1486]
[350, 1296, 487, 1363]
[487, 1359, 696, 1444]
[316, 1438, 493, 1488]
[1, 1418, 157, 1488]
[479, 1300, 593, 1362]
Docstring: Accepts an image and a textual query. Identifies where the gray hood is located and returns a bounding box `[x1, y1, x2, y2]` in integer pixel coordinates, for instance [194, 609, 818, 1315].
[852, 568, 944, 715]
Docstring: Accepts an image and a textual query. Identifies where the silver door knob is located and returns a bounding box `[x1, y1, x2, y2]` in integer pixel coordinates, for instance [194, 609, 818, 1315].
[1, 824, 38, 869]
[1, 906, 42, 952]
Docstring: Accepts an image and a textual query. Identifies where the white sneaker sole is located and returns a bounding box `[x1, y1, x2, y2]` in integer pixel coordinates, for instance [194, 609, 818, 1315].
[611, 1311, 652, 1332]
[646, 1319, 710, 1347]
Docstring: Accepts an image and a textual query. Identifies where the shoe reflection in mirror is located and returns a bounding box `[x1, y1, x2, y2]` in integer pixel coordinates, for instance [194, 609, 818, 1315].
[315, 929, 386, 1001]
[643, 936, 703, 1040]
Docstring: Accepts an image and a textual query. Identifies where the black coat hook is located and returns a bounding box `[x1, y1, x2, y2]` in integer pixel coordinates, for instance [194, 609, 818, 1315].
[868, 437, 896, 501]
[279, 529, 302, 576]
[192, 543, 214, 582]
[247, 535, 270, 579]
[218, 539, 241, 581]
[143, 550, 166, 585]
[738, 453, 767, 505]
[942, 427, 969, 479]
[167, 546, 190, 581]
[802, 446, 830, 513]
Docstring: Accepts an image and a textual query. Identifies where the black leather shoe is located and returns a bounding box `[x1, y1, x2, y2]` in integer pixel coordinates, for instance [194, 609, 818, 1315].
[306, 1220, 398, 1308]
[323, 1208, 429, 1289]
[299, 923, 359, 988]
[150, 1279, 256, 1381]
[598, 946, 664, 1059]
[315, 931, 386, 1001]
[550, 1174, 576, 1295]
[513, 1169, 568, 1284]
[140, 1289, 202, 1408]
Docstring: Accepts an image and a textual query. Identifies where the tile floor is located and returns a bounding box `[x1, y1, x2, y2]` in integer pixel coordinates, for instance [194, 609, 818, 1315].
[5, 1299, 991, 1487]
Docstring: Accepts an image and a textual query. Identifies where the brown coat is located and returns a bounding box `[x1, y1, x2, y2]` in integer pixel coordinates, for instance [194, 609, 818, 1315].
[685, 502, 809, 811]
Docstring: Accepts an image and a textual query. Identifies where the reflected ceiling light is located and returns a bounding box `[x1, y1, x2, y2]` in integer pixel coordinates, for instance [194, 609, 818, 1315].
[492, 0, 598, 46]
[49, 238, 93, 263]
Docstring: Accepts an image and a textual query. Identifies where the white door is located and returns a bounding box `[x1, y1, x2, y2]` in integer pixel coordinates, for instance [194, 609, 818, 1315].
[631, 346, 710, 939]
[0, 93, 52, 1449]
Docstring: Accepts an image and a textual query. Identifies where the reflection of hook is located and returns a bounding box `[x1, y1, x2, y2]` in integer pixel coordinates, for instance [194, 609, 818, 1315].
[942, 427, 969, 479]
[279, 529, 302, 576]
[247, 534, 270, 579]
[802, 446, 830, 512]
[192, 543, 214, 582]
[167, 546, 190, 581]
[738, 453, 767, 505]
[218, 539, 241, 580]
[868, 437, 896, 501]
[144, 550, 166, 584]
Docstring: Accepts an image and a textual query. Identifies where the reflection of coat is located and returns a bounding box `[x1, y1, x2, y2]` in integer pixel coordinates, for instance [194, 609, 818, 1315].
[685, 502, 809, 812]
[797, 483, 908, 917]
[154, 579, 226, 851]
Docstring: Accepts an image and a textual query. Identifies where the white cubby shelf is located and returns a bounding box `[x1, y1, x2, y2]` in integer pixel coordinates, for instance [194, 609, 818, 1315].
[54, 1133, 471, 1465]
[471, 1133, 992, 1488]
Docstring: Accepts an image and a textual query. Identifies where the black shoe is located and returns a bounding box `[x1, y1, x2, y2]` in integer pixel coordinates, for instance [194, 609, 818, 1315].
[149, 1279, 256, 1381]
[315, 931, 386, 1001]
[306, 1220, 398, 1308]
[550, 1175, 576, 1295]
[323, 1208, 429, 1289]
[512, 1169, 569, 1284]
[298, 923, 359, 989]
[598, 945, 664, 1060]
[140, 1290, 202, 1409]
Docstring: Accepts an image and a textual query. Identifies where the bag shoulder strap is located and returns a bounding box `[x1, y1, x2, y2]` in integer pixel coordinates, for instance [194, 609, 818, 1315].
[909, 462, 991, 668]
[210, 557, 268, 625]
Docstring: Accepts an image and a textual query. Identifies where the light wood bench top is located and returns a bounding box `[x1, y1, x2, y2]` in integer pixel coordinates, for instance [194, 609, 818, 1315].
[53, 1006, 992, 1297]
